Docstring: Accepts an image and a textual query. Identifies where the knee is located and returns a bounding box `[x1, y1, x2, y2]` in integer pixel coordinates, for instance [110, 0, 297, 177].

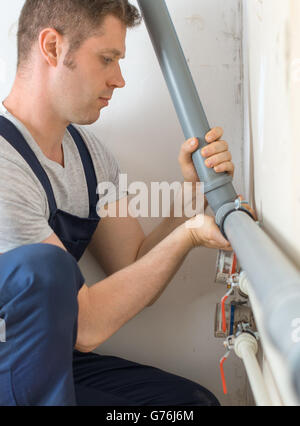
[1, 243, 84, 302]
[21, 243, 75, 273]
[184, 381, 221, 406]
[27, 244, 84, 295]
[0, 244, 84, 349]
[144, 365, 221, 406]
[165, 376, 220, 406]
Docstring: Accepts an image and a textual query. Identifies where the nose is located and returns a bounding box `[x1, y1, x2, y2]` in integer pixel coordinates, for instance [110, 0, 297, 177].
[108, 62, 126, 89]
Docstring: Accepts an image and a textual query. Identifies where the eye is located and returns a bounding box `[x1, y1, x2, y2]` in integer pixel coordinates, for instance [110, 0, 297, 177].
[102, 56, 113, 65]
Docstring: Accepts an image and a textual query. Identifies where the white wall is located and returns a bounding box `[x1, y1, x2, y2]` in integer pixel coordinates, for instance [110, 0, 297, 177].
[243, 0, 300, 404]
[0, 0, 249, 405]
[243, 0, 300, 267]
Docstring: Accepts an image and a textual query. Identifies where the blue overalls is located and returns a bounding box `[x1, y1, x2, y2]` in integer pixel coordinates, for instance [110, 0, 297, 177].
[0, 116, 219, 406]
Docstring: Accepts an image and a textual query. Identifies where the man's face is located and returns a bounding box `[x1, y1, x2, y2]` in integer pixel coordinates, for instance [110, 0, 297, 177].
[52, 15, 127, 125]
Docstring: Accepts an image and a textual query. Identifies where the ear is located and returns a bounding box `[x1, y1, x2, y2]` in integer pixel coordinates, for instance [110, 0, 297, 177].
[39, 28, 63, 67]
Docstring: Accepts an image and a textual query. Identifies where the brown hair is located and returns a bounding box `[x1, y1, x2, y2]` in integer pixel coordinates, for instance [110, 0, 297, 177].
[17, 0, 141, 69]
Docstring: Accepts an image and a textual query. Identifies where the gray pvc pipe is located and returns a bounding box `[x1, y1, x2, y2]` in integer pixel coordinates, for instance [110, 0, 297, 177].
[137, 0, 237, 214]
[137, 0, 300, 402]
[224, 212, 300, 400]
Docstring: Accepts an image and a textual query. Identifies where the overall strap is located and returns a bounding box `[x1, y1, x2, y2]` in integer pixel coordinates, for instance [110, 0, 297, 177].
[0, 116, 57, 212]
[67, 125, 99, 218]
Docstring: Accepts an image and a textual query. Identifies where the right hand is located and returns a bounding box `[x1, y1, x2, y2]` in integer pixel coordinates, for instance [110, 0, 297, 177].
[185, 214, 232, 251]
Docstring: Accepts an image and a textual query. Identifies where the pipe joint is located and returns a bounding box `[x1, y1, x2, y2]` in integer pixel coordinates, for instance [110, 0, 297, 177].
[234, 332, 258, 359]
[215, 202, 255, 238]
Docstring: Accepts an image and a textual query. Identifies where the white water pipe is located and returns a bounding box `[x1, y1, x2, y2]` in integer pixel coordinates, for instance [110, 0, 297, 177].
[234, 332, 271, 406]
[239, 272, 299, 406]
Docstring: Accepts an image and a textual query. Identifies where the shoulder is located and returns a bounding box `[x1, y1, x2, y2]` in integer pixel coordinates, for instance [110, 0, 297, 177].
[0, 136, 46, 201]
[0, 133, 24, 165]
[0, 134, 34, 178]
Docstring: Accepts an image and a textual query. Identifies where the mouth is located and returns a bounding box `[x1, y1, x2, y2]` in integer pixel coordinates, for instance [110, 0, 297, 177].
[99, 97, 111, 106]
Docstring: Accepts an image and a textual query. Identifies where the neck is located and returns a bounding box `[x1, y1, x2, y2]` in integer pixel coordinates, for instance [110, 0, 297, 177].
[4, 73, 69, 161]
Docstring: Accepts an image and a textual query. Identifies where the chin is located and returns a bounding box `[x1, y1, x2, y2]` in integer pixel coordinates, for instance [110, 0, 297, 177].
[73, 111, 101, 126]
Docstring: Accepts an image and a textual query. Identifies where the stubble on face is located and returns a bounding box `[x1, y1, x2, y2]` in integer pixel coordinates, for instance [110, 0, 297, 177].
[58, 18, 126, 125]
[63, 42, 80, 70]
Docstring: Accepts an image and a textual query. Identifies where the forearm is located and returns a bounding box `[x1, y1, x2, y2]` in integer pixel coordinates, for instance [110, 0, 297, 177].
[137, 183, 208, 259]
[136, 216, 186, 260]
[76, 223, 192, 353]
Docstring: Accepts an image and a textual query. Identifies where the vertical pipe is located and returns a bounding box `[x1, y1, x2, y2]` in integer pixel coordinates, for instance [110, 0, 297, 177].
[137, 0, 237, 214]
[234, 333, 272, 406]
[239, 272, 300, 405]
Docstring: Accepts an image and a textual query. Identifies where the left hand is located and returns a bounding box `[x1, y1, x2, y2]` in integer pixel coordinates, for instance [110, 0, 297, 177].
[178, 127, 234, 183]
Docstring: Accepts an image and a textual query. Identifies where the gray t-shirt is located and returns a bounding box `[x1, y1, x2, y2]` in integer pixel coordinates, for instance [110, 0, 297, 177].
[0, 103, 126, 253]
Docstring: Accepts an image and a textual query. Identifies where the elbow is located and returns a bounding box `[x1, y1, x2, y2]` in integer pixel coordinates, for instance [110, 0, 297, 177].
[75, 344, 95, 354]
[75, 336, 99, 353]
[75, 328, 105, 354]
[75, 338, 105, 354]
[147, 298, 157, 307]
[75, 324, 116, 353]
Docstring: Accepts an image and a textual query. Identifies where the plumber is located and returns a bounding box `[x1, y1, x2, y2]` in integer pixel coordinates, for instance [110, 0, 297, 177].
[0, 0, 236, 406]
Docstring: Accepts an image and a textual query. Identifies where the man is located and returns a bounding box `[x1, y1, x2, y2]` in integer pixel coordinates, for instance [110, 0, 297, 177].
[0, 0, 236, 406]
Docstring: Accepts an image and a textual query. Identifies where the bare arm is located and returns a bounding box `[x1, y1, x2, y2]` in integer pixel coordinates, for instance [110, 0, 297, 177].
[42, 212, 231, 354]
[42, 224, 192, 353]
[78, 223, 192, 352]
[135, 182, 208, 260]
[88, 191, 204, 306]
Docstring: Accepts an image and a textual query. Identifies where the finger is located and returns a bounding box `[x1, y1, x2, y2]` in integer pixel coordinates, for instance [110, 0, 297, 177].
[205, 127, 224, 143]
[178, 138, 199, 166]
[201, 140, 229, 157]
[204, 151, 232, 169]
[243, 205, 257, 220]
[237, 195, 257, 220]
[246, 206, 257, 220]
[208, 223, 231, 246]
[219, 239, 232, 251]
[208, 237, 232, 251]
[213, 161, 235, 176]
[222, 245, 233, 252]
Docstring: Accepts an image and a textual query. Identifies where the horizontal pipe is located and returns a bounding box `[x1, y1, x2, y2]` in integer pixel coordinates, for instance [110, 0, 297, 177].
[224, 212, 300, 402]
